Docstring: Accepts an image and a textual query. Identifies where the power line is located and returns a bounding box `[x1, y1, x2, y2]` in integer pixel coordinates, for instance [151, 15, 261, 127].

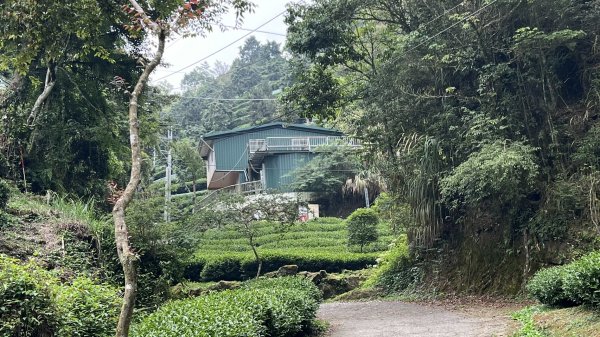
[153, 10, 286, 83]
[219, 25, 286, 37]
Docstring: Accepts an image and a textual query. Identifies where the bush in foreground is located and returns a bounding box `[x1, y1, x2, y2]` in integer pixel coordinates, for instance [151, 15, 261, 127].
[562, 251, 600, 307]
[528, 251, 600, 308]
[132, 277, 321, 337]
[0, 255, 58, 336]
[526, 265, 575, 307]
[0, 255, 120, 337]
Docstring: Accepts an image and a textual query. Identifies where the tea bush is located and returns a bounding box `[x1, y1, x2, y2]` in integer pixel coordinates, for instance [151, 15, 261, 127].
[526, 265, 575, 307]
[132, 277, 321, 337]
[562, 251, 600, 307]
[528, 251, 600, 308]
[0, 255, 58, 337]
[54, 277, 120, 337]
[0, 255, 120, 337]
[200, 257, 242, 281]
[190, 250, 378, 281]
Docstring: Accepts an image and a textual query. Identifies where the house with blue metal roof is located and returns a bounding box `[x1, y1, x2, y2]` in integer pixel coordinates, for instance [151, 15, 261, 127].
[199, 122, 359, 193]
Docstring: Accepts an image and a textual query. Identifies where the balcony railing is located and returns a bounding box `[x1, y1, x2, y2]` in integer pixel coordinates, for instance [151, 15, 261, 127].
[248, 136, 360, 153]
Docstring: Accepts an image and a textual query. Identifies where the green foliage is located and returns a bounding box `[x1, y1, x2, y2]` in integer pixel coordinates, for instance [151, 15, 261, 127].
[0, 255, 58, 336]
[289, 144, 360, 194]
[562, 251, 600, 307]
[528, 178, 586, 241]
[363, 235, 419, 291]
[346, 208, 379, 252]
[132, 277, 321, 337]
[526, 265, 575, 307]
[511, 306, 548, 337]
[527, 251, 600, 308]
[191, 250, 378, 282]
[0, 255, 119, 337]
[0, 180, 11, 210]
[190, 217, 391, 281]
[372, 192, 411, 234]
[573, 123, 600, 169]
[200, 257, 242, 281]
[53, 277, 120, 337]
[440, 141, 539, 210]
[168, 37, 289, 139]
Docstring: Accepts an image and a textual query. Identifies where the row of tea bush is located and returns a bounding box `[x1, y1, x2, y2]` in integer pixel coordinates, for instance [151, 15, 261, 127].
[132, 277, 321, 337]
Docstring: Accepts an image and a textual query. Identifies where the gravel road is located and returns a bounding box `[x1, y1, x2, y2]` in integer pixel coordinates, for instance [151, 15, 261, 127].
[318, 301, 514, 337]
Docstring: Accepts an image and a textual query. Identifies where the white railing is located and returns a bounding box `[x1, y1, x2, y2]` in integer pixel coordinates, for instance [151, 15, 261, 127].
[197, 181, 264, 209]
[248, 136, 361, 153]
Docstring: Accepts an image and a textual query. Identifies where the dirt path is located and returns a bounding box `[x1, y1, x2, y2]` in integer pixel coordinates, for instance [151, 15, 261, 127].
[318, 301, 516, 337]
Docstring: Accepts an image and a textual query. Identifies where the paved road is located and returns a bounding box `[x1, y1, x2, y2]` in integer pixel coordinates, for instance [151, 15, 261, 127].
[318, 301, 512, 337]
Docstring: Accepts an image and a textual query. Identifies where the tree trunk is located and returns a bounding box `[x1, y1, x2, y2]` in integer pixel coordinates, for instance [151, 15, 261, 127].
[192, 177, 197, 204]
[113, 28, 166, 337]
[249, 235, 262, 278]
[521, 229, 530, 291]
[28, 66, 56, 126]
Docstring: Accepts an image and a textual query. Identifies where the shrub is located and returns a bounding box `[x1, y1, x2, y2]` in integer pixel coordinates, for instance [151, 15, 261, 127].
[0, 179, 11, 210]
[526, 265, 575, 307]
[200, 257, 242, 281]
[53, 277, 120, 337]
[0, 255, 58, 337]
[363, 235, 419, 291]
[0, 255, 120, 337]
[346, 208, 379, 252]
[189, 250, 378, 281]
[132, 277, 321, 337]
[563, 251, 600, 307]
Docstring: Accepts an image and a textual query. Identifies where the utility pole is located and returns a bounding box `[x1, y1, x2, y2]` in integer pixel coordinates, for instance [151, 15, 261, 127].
[164, 128, 173, 222]
[364, 187, 370, 208]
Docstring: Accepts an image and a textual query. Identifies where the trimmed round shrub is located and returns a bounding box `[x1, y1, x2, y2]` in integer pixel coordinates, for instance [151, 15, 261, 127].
[54, 277, 121, 337]
[526, 265, 576, 307]
[0, 255, 59, 337]
[563, 251, 600, 306]
[346, 208, 379, 252]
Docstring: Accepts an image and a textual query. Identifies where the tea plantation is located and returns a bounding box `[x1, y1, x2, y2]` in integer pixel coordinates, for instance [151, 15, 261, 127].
[187, 217, 395, 281]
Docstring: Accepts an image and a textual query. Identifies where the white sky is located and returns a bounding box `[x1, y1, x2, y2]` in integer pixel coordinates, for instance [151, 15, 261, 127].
[151, 1, 293, 90]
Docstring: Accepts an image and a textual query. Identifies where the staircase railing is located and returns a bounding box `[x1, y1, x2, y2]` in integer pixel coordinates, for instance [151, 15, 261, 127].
[196, 181, 264, 209]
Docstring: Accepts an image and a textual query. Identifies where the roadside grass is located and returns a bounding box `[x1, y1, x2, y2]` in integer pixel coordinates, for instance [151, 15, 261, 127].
[530, 306, 600, 337]
[512, 305, 600, 337]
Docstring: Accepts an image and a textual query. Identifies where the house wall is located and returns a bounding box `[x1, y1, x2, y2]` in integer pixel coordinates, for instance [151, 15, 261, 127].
[263, 152, 314, 191]
[212, 128, 337, 171]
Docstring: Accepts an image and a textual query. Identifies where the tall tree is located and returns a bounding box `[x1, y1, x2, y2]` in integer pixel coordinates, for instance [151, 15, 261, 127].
[111, 1, 253, 336]
[169, 36, 290, 138]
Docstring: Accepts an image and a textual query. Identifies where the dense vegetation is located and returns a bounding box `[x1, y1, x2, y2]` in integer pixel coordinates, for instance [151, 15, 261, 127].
[0, 255, 119, 337]
[283, 0, 600, 294]
[132, 277, 321, 337]
[2, 0, 600, 335]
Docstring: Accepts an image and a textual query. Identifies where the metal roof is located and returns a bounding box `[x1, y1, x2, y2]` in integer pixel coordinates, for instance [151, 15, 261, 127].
[201, 122, 343, 140]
